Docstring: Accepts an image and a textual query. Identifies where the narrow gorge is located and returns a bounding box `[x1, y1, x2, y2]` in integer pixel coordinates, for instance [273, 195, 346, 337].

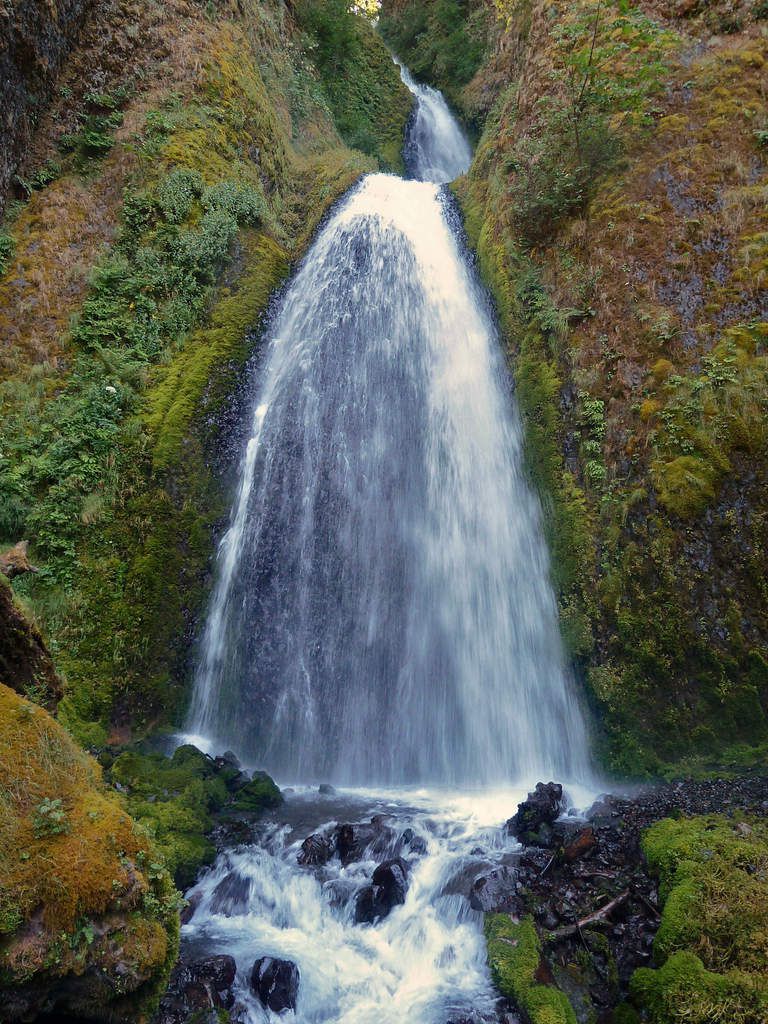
[0, 2, 767, 1023]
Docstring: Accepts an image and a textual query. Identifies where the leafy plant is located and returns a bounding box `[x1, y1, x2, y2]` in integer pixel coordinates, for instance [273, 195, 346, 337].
[33, 797, 70, 839]
[0, 233, 15, 276]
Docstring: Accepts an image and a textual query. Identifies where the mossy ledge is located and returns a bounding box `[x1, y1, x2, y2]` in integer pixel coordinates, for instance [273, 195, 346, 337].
[0, 683, 180, 1021]
[630, 815, 768, 1023]
[485, 914, 577, 1024]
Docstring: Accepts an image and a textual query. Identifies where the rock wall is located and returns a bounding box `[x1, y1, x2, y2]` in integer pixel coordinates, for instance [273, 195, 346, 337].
[383, 0, 768, 777]
[0, 0, 94, 214]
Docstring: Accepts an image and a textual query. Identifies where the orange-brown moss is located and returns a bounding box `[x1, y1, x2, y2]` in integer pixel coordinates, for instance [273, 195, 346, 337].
[0, 683, 178, 1016]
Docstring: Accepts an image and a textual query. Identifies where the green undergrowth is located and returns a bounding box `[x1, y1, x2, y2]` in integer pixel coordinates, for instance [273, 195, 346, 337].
[380, 0, 491, 113]
[630, 816, 768, 1022]
[648, 323, 768, 517]
[485, 914, 578, 1024]
[104, 744, 282, 889]
[295, 0, 413, 169]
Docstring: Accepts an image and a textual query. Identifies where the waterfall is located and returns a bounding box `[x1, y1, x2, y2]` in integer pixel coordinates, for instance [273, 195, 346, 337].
[186, 61, 591, 788]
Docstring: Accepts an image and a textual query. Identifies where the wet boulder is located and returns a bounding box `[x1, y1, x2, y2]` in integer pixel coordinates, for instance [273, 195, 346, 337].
[562, 826, 597, 863]
[468, 865, 523, 915]
[506, 782, 564, 843]
[210, 870, 252, 917]
[298, 832, 335, 866]
[230, 771, 284, 813]
[319, 783, 336, 795]
[398, 827, 427, 856]
[335, 819, 385, 860]
[354, 857, 409, 924]
[157, 955, 237, 1024]
[251, 956, 300, 1013]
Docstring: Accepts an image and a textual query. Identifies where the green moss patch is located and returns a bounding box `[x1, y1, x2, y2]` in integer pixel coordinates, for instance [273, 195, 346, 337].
[629, 815, 768, 1022]
[485, 914, 577, 1024]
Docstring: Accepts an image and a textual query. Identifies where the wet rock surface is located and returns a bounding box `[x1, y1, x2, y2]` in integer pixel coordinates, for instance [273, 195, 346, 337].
[251, 956, 300, 1013]
[156, 955, 237, 1024]
[494, 775, 768, 1021]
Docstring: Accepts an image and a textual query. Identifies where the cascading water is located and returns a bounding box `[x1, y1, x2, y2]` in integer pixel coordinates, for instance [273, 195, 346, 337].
[187, 66, 591, 788]
[181, 64, 596, 1024]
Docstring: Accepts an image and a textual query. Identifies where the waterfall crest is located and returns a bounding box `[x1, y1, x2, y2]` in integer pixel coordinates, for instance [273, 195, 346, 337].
[187, 63, 591, 787]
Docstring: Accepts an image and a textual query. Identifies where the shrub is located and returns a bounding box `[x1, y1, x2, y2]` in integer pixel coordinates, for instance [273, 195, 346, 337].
[33, 797, 70, 838]
[155, 169, 205, 224]
[202, 180, 266, 225]
[0, 233, 15, 276]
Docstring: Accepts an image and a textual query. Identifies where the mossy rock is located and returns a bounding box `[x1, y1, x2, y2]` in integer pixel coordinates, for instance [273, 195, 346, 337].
[0, 683, 179, 1020]
[485, 914, 577, 1024]
[230, 771, 284, 814]
[629, 815, 768, 1023]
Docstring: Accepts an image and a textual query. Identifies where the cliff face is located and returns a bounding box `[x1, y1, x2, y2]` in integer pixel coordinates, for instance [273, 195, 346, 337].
[0, 0, 94, 215]
[383, 0, 768, 777]
[0, 0, 411, 746]
[0, 3, 410, 1017]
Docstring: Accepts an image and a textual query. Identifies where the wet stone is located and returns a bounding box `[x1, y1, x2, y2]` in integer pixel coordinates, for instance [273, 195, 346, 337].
[210, 870, 251, 917]
[251, 956, 300, 1013]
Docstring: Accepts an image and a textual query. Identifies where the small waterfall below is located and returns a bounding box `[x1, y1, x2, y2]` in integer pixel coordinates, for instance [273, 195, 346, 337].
[180, 62, 596, 1024]
[186, 63, 591, 787]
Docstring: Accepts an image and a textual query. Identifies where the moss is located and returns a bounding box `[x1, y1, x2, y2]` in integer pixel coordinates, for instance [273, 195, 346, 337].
[629, 816, 768, 1023]
[147, 232, 289, 470]
[229, 772, 283, 814]
[631, 951, 768, 1024]
[0, 683, 179, 1014]
[485, 914, 578, 1024]
[107, 746, 281, 889]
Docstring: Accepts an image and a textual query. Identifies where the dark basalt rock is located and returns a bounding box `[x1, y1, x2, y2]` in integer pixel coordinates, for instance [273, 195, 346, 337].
[335, 819, 395, 865]
[251, 956, 300, 1013]
[355, 857, 409, 924]
[399, 827, 427, 856]
[318, 783, 336, 795]
[157, 955, 237, 1024]
[468, 865, 523, 915]
[298, 832, 335, 866]
[210, 870, 252, 917]
[506, 781, 564, 842]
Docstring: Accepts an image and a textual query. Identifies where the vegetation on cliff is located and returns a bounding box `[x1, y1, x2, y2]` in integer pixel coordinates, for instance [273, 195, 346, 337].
[0, 0, 411, 745]
[385, 0, 768, 778]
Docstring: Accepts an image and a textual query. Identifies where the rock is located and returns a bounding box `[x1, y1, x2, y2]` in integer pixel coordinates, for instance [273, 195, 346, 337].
[372, 857, 409, 904]
[180, 892, 202, 925]
[563, 827, 597, 863]
[319, 783, 336, 795]
[218, 750, 241, 770]
[506, 782, 564, 841]
[399, 827, 427, 856]
[157, 956, 237, 1024]
[335, 821, 394, 865]
[0, 541, 38, 579]
[230, 771, 284, 813]
[210, 870, 252, 916]
[298, 832, 335, 866]
[469, 866, 523, 915]
[355, 858, 409, 923]
[251, 957, 300, 1013]
[0, 575, 62, 711]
